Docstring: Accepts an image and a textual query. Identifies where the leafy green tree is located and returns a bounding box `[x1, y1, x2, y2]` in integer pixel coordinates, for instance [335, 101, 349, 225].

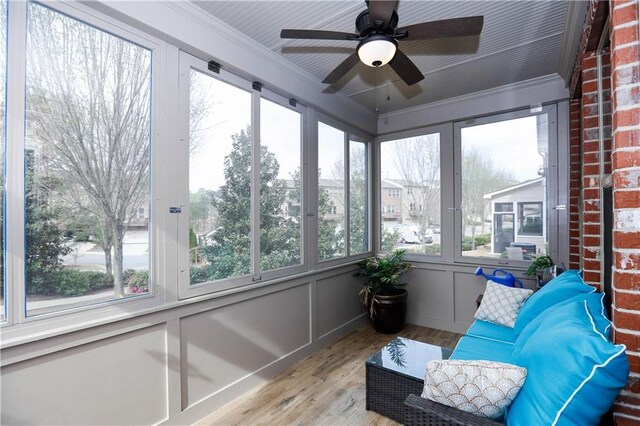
[25, 152, 71, 295]
[196, 126, 301, 281]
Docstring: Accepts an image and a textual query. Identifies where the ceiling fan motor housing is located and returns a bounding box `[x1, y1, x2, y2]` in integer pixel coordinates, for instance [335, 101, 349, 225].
[356, 9, 398, 35]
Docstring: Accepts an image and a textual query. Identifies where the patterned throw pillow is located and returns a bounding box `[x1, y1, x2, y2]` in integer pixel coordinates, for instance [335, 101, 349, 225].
[474, 280, 533, 328]
[422, 360, 527, 420]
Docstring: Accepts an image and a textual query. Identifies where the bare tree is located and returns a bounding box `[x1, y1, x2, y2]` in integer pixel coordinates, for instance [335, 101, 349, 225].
[391, 135, 440, 253]
[26, 4, 151, 295]
[461, 147, 514, 249]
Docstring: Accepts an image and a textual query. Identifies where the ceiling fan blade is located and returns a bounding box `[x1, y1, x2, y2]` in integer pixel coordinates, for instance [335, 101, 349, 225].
[323, 52, 360, 84]
[398, 16, 484, 40]
[388, 49, 424, 86]
[280, 29, 360, 41]
[367, 0, 398, 27]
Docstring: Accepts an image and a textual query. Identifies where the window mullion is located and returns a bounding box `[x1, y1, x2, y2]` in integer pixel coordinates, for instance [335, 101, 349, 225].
[251, 91, 261, 277]
[343, 132, 350, 257]
[5, 0, 28, 325]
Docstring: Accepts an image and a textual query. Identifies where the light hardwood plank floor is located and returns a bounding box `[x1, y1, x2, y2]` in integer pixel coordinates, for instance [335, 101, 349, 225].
[196, 324, 462, 426]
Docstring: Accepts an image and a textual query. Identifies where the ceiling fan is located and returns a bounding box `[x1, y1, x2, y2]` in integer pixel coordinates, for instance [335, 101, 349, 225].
[280, 0, 483, 86]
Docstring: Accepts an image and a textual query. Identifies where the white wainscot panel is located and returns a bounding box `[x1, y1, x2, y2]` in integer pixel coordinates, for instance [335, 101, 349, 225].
[316, 272, 364, 338]
[181, 283, 311, 407]
[1, 324, 168, 425]
[405, 268, 454, 328]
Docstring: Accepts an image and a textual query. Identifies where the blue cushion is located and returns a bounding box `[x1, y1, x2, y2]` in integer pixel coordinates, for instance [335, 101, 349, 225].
[450, 335, 512, 364]
[513, 270, 594, 336]
[515, 292, 611, 345]
[507, 301, 629, 426]
[467, 319, 517, 344]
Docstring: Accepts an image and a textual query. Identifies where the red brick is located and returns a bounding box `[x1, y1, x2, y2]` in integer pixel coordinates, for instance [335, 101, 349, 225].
[615, 169, 640, 189]
[613, 64, 640, 87]
[615, 291, 640, 311]
[616, 393, 640, 407]
[584, 200, 601, 212]
[613, 24, 639, 47]
[584, 211, 601, 223]
[584, 187, 601, 199]
[615, 190, 640, 209]
[611, 1, 639, 29]
[615, 129, 640, 148]
[614, 271, 640, 291]
[583, 151, 600, 163]
[583, 259, 602, 271]
[584, 141, 601, 152]
[613, 309, 640, 334]
[613, 150, 640, 168]
[583, 270, 602, 283]
[583, 80, 599, 94]
[584, 164, 600, 176]
[584, 223, 601, 235]
[613, 44, 640, 67]
[614, 414, 640, 426]
[614, 329, 640, 349]
[614, 231, 640, 249]
[614, 108, 640, 128]
[583, 55, 598, 69]
[615, 251, 640, 270]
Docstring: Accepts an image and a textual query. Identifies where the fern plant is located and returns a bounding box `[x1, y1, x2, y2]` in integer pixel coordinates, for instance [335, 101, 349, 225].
[355, 249, 413, 317]
[525, 254, 555, 277]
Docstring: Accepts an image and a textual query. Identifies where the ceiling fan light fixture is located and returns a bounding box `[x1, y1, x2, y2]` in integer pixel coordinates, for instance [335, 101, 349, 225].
[357, 35, 397, 67]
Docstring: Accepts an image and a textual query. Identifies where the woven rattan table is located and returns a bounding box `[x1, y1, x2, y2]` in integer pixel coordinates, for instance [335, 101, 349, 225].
[365, 337, 453, 423]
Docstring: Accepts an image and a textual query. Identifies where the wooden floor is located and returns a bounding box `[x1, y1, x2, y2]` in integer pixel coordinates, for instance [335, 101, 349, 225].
[196, 324, 462, 426]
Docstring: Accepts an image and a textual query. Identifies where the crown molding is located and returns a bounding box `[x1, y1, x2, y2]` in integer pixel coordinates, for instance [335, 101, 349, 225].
[559, 0, 590, 83]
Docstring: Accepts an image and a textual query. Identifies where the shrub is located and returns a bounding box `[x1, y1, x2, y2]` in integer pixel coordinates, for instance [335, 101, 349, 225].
[27, 269, 114, 297]
[125, 270, 149, 294]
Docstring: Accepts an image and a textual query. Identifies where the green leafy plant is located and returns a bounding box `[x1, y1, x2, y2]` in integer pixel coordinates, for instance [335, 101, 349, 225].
[355, 249, 413, 317]
[525, 254, 555, 277]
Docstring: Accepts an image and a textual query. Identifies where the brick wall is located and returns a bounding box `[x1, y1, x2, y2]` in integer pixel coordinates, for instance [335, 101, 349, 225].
[569, 99, 582, 270]
[610, 0, 640, 423]
[580, 51, 612, 290]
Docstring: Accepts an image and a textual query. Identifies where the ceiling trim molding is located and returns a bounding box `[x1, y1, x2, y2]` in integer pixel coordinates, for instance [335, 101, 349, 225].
[89, 0, 377, 133]
[378, 74, 569, 135]
[558, 0, 590, 83]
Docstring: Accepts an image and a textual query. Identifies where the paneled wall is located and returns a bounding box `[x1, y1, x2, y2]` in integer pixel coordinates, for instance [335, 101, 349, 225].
[1, 267, 367, 425]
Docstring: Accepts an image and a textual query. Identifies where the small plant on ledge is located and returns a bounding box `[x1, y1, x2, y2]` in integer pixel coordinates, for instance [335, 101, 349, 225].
[525, 254, 555, 286]
[355, 249, 413, 334]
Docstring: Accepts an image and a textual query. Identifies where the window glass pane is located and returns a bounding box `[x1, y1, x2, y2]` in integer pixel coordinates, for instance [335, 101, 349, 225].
[349, 140, 368, 255]
[380, 134, 441, 255]
[461, 114, 548, 259]
[259, 98, 302, 271]
[189, 70, 252, 284]
[24, 2, 152, 315]
[318, 122, 344, 260]
[0, 0, 6, 320]
[518, 202, 543, 236]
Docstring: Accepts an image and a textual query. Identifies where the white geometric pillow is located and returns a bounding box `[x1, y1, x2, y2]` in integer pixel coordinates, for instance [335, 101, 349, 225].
[422, 360, 527, 420]
[474, 280, 533, 328]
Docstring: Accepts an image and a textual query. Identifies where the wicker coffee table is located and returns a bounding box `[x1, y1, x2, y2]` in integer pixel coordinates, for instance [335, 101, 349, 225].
[365, 337, 453, 423]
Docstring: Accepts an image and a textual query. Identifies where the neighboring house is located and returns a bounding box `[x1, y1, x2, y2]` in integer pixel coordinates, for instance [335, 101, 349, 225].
[483, 177, 545, 255]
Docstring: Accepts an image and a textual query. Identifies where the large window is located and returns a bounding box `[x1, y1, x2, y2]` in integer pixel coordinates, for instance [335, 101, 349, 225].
[23, 2, 152, 316]
[184, 54, 304, 295]
[380, 133, 441, 255]
[458, 110, 551, 261]
[188, 70, 252, 284]
[317, 121, 371, 262]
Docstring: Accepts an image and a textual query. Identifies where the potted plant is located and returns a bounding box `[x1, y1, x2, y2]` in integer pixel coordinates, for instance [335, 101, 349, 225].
[525, 254, 555, 287]
[355, 249, 413, 334]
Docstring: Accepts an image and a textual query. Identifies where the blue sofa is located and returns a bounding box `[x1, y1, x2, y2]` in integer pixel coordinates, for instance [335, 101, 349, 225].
[405, 270, 630, 425]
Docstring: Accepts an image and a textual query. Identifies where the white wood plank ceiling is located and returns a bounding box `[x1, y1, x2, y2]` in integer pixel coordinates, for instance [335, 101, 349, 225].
[192, 0, 587, 113]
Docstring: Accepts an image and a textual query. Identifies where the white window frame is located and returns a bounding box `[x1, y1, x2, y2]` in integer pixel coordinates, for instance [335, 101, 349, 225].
[177, 51, 307, 300]
[2, 0, 168, 342]
[453, 105, 559, 266]
[376, 123, 452, 261]
[313, 114, 373, 268]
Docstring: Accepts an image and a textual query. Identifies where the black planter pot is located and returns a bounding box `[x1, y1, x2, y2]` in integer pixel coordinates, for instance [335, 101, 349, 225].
[370, 289, 408, 334]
